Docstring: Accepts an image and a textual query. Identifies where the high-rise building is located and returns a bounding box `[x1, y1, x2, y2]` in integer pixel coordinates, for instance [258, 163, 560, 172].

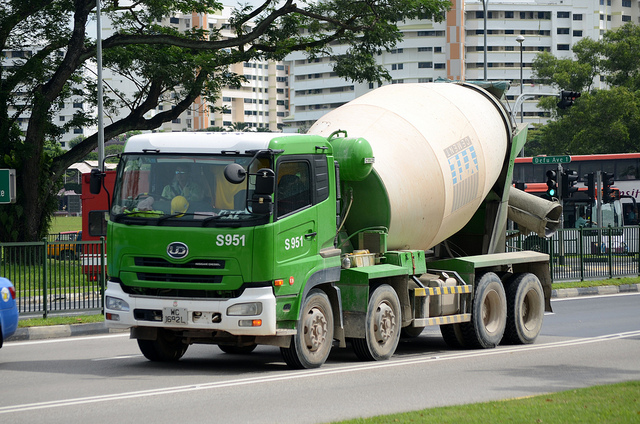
[283, 0, 639, 133]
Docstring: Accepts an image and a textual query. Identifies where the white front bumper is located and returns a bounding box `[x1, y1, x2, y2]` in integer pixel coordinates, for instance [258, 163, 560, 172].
[104, 281, 277, 336]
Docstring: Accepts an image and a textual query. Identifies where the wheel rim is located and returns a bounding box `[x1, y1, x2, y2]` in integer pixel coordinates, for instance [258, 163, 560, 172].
[522, 288, 542, 331]
[482, 290, 502, 334]
[303, 307, 328, 352]
[374, 301, 396, 344]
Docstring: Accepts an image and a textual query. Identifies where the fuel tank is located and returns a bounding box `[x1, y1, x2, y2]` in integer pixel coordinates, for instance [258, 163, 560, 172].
[309, 83, 512, 251]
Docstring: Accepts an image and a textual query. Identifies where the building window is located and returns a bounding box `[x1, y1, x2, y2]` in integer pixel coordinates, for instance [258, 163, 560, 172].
[557, 44, 570, 51]
[73, 102, 83, 108]
[622, 15, 631, 22]
[418, 47, 432, 52]
[434, 63, 445, 69]
[623, 0, 631, 7]
[505, 11, 513, 19]
[573, 14, 583, 21]
[418, 62, 433, 68]
[557, 11, 570, 18]
[573, 30, 583, 37]
[557, 28, 569, 35]
[73, 128, 83, 134]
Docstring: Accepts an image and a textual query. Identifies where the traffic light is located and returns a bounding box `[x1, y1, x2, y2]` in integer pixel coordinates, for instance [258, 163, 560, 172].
[585, 172, 595, 200]
[545, 169, 558, 198]
[562, 169, 578, 198]
[557, 90, 581, 109]
[602, 172, 615, 203]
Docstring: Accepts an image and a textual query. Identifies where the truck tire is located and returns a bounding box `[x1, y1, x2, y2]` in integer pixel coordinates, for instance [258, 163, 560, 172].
[218, 344, 257, 354]
[281, 289, 334, 369]
[352, 284, 401, 361]
[137, 330, 188, 361]
[459, 272, 506, 349]
[440, 323, 466, 349]
[503, 273, 544, 345]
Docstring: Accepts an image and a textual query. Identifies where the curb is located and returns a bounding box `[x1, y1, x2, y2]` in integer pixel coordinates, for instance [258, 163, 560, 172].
[6, 284, 640, 343]
[552, 283, 640, 299]
[6, 322, 126, 342]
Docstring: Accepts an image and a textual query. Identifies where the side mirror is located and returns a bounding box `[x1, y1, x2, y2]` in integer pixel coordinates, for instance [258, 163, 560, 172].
[254, 168, 275, 195]
[89, 169, 102, 195]
[251, 194, 273, 215]
[224, 163, 247, 184]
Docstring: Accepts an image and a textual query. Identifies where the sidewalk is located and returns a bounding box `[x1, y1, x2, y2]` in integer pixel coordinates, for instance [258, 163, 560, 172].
[6, 284, 640, 343]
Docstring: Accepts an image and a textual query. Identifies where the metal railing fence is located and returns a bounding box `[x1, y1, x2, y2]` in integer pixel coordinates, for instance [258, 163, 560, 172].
[507, 226, 640, 282]
[0, 237, 106, 317]
[2, 228, 639, 317]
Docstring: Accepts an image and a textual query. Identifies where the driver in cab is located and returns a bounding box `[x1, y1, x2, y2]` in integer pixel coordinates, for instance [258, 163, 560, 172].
[162, 165, 204, 202]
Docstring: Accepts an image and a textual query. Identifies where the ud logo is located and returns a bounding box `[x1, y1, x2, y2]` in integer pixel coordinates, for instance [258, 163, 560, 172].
[167, 242, 188, 259]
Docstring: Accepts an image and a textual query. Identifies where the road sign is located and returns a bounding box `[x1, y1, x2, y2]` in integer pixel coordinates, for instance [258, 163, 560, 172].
[0, 169, 16, 204]
[532, 155, 571, 165]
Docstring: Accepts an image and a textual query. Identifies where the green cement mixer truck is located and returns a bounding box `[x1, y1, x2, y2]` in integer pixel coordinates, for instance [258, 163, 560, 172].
[100, 82, 560, 368]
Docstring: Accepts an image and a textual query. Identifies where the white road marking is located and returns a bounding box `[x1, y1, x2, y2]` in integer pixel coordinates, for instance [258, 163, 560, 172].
[1, 330, 639, 415]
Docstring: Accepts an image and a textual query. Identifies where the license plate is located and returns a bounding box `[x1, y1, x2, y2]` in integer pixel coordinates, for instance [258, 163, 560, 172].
[163, 307, 188, 325]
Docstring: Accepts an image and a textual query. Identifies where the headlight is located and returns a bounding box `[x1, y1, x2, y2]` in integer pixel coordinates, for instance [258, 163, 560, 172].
[227, 302, 262, 316]
[106, 296, 130, 311]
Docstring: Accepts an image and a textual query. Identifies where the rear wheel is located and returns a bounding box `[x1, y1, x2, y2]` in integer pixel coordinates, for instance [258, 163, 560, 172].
[281, 289, 334, 369]
[440, 323, 466, 349]
[137, 330, 188, 362]
[503, 273, 544, 345]
[352, 284, 401, 361]
[459, 272, 506, 349]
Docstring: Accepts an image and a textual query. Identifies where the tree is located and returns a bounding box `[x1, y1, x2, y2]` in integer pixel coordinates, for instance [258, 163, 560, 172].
[0, 0, 449, 242]
[530, 23, 640, 156]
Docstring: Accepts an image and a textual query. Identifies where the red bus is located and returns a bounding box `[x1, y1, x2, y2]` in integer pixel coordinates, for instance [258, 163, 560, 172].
[80, 170, 116, 281]
[514, 153, 640, 225]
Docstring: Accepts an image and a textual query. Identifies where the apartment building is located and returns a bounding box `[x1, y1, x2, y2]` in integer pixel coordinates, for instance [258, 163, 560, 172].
[102, 7, 290, 134]
[283, 0, 640, 133]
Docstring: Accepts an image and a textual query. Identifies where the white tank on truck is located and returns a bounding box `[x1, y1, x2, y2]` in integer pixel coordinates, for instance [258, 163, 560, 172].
[309, 83, 513, 250]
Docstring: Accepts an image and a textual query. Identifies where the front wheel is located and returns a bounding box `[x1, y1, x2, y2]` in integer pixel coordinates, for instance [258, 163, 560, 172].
[218, 344, 258, 354]
[459, 272, 506, 349]
[137, 330, 188, 362]
[352, 284, 401, 361]
[281, 289, 334, 369]
[503, 273, 544, 345]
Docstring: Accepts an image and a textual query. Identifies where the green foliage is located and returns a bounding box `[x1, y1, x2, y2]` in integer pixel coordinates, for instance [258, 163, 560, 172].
[337, 381, 640, 424]
[530, 23, 640, 155]
[0, 0, 450, 241]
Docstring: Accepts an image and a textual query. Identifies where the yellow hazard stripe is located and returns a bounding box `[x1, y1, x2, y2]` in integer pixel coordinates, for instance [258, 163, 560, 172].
[415, 314, 471, 327]
[414, 286, 471, 296]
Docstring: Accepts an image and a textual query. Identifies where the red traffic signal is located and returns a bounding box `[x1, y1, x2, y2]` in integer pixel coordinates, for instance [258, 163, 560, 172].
[557, 91, 581, 109]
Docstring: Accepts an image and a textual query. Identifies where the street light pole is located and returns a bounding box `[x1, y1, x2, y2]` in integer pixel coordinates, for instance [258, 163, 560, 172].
[483, 0, 489, 80]
[516, 35, 525, 124]
[96, 0, 105, 173]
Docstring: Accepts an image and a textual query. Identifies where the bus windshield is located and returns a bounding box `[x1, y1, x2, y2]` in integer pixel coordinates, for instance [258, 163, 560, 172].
[111, 154, 270, 226]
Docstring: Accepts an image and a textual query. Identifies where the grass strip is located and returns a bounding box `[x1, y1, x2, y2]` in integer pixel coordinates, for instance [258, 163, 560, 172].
[334, 381, 640, 424]
[18, 314, 104, 328]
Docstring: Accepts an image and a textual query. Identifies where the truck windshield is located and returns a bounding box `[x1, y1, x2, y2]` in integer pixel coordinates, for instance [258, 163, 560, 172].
[111, 154, 269, 226]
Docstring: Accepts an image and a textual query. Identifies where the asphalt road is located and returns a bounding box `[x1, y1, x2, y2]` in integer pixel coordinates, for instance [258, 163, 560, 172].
[1, 293, 639, 424]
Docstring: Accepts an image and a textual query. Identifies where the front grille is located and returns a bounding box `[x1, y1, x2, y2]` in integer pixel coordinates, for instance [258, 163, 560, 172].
[136, 273, 223, 284]
[135, 257, 225, 269]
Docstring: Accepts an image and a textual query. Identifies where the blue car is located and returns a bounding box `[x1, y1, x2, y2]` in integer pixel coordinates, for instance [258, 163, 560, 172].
[0, 277, 18, 348]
